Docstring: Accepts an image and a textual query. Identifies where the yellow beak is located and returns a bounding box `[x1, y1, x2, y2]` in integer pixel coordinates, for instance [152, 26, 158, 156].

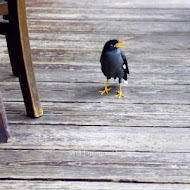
[115, 40, 125, 48]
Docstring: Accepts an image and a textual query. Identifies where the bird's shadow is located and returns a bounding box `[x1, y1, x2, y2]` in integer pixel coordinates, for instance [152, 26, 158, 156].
[78, 83, 119, 101]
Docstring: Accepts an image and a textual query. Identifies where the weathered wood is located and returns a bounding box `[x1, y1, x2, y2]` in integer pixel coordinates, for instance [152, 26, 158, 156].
[0, 0, 190, 186]
[26, 0, 190, 9]
[1, 49, 189, 66]
[0, 0, 8, 16]
[27, 20, 190, 35]
[0, 181, 190, 190]
[2, 33, 190, 53]
[1, 82, 190, 104]
[1, 63, 190, 85]
[1, 31, 190, 65]
[1, 124, 190, 152]
[0, 150, 190, 183]
[2, 102, 190, 127]
[0, 182, 189, 190]
[26, 8, 190, 22]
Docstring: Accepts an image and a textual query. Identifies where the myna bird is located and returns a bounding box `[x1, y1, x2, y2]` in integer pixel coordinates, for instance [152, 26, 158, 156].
[99, 40, 129, 98]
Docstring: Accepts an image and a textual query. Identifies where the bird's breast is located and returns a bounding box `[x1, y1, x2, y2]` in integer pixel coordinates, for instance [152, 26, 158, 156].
[100, 50, 124, 78]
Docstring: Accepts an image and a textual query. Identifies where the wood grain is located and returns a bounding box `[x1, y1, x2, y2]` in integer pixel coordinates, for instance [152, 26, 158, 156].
[0, 150, 190, 183]
[0, 0, 8, 16]
[2, 102, 190, 127]
[1, 63, 190, 85]
[1, 124, 190, 152]
[26, 0, 190, 9]
[1, 82, 190, 105]
[0, 181, 190, 190]
[26, 8, 190, 22]
[0, 0, 190, 187]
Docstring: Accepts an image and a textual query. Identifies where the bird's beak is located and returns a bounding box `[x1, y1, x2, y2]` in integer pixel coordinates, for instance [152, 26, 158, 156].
[115, 40, 125, 48]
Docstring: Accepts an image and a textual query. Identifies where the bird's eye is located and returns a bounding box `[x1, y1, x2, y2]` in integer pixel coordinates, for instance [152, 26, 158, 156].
[110, 44, 113, 46]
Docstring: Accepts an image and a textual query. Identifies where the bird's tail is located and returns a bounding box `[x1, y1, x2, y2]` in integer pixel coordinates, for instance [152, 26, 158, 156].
[123, 69, 128, 80]
[123, 69, 128, 85]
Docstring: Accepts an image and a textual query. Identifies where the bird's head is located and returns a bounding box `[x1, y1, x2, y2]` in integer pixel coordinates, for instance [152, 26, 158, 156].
[103, 40, 125, 50]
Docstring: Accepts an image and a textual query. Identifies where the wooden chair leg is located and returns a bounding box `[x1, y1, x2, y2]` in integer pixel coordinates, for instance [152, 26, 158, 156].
[5, 15, 20, 77]
[6, 0, 43, 118]
[0, 92, 11, 143]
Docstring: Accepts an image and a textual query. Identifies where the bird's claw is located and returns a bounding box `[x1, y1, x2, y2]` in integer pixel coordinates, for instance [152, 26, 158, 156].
[99, 87, 112, 95]
[115, 91, 125, 98]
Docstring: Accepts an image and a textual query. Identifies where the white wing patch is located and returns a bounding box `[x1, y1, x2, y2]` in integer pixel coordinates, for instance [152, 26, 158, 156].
[123, 80, 129, 85]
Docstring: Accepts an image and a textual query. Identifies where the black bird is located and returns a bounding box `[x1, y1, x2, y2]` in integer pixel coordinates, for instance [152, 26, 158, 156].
[99, 40, 129, 98]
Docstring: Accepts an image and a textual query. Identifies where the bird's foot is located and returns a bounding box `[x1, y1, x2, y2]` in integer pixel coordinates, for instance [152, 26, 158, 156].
[99, 87, 112, 95]
[115, 91, 125, 98]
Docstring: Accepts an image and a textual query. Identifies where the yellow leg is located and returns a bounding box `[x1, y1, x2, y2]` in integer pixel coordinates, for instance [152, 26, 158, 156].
[99, 79, 112, 95]
[115, 83, 125, 98]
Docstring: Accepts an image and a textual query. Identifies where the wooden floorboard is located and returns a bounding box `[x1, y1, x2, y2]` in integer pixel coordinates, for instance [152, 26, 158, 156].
[2, 102, 190, 127]
[1, 124, 190, 152]
[0, 150, 190, 183]
[0, 0, 190, 188]
[1, 181, 190, 190]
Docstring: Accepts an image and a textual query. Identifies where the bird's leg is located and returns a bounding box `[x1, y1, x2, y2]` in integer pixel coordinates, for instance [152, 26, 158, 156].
[115, 83, 125, 98]
[99, 79, 112, 95]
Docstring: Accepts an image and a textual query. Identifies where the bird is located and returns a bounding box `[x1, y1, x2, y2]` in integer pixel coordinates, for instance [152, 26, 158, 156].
[99, 39, 129, 98]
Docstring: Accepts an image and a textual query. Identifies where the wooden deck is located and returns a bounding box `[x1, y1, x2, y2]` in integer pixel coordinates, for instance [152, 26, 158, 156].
[0, 0, 190, 189]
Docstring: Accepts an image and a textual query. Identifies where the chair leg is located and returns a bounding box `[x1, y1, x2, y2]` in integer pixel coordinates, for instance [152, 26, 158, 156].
[6, 39, 19, 76]
[3, 14, 19, 77]
[0, 92, 11, 143]
[5, 29, 19, 76]
[6, 0, 43, 118]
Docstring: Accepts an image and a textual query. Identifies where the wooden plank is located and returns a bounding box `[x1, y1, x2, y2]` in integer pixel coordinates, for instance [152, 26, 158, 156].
[1, 70, 190, 85]
[1, 82, 190, 104]
[1, 47, 189, 65]
[26, 0, 190, 9]
[26, 21, 190, 35]
[26, 8, 190, 22]
[0, 33, 187, 52]
[27, 33, 190, 44]
[2, 102, 190, 127]
[0, 1, 8, 16]
[1, 35, 190, 65]
[0, 63, 190, 85]
[29, 38, 190, 53]
[0, 150, 190, 183]
[1, 62, 190, 76]
[1, 50, 189, 65]
[1, 34, 189, 56]
[0, 181, 190, 190]
[0, 124, 190, 152]
[1, 33, 190, 65]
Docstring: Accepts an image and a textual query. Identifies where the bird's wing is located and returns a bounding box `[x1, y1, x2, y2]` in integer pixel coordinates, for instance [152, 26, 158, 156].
[121, 50, 129, 74]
